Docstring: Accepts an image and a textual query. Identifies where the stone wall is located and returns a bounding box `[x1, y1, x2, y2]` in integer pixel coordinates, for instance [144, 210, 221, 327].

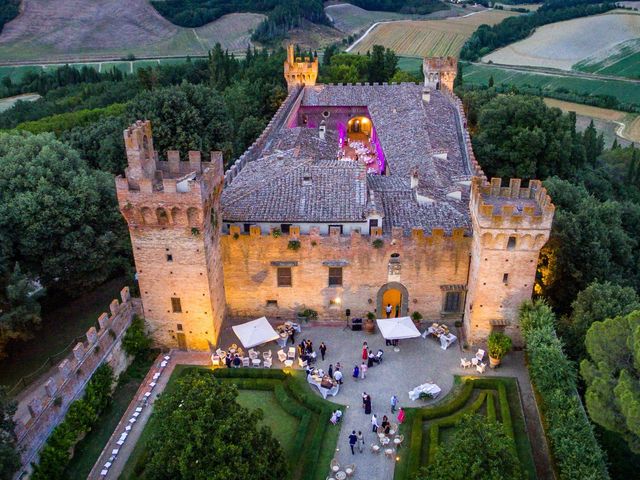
[221, 226, 471, 323]
[13, 287, 135, 477]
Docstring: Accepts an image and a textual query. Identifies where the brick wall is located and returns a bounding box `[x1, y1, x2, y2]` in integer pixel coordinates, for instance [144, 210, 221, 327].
[13, 287, 135, 477]
[221, 227, 471, 323]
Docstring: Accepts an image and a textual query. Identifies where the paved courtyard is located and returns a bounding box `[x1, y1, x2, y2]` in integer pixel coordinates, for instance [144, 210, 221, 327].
[90, 322, 553, 480]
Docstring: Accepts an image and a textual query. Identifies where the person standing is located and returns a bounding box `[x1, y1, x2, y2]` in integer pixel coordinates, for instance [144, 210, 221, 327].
[348, 430, 358, 455]
[385, 303, 392, 318]
[334, 368, 343, 385]
[357, 431, 364, 453]
[390, 394, 398, 413]
[352, 365, 360, 380]
[397, 407, 405, 424]
[365, 394, 372, 415]
[320, 342, 327, 361]
[361, 342, 368, 362]
[360, 361, 367, 379]
[362, 392, 368, 410]
[371, 413, 379, 433]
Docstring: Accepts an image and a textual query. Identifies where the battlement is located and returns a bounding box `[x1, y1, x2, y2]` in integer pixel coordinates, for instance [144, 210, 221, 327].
[470, 177, 555, 229]
[423, 56, 457, 71]
[225, 224, 469, 241]
[284, 44, 318, 89]
[423, 56, 457, 92]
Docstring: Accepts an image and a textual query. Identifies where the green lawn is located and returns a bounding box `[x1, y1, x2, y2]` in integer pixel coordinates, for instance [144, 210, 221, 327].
[235, 390, 301, 458]
[63, 351, 156, 479]
[394, 376, 536, 480]
[397, 56, 423, 78]
[121, 367, 342, 480]
[462, 63, 640, 109]
[0, 276, 127, 392]
[573, 39, 640, 80]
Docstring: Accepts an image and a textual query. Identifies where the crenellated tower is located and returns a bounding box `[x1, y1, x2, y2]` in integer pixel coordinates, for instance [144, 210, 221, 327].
[284, 44, 318, 90]
[464, 177, 554, 345]
[423, 56, 457, 92]
[115, 120, 226, 350]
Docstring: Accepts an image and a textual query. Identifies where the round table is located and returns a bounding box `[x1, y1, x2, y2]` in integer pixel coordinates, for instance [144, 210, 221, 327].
[335, 471, 347, 480]
[380, 437, 390, 446]
[394, 437, 401, 446]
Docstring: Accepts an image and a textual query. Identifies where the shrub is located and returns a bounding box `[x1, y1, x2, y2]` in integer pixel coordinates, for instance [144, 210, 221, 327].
[271, 228, 282, 238]
[518, 300, 609, 480]
[372, 238, 384, 248]
[191, 227, 200, 236]
[411, 311, 423, 322]
[298, 308, 318, 321]
[233, 232, 239, 240]
[487, 332, 512, 360]
[366, 311, 376, 321]
[122, 316, 152, 358]
[32, 364, 114, 480]
[287, 239, 301, 251]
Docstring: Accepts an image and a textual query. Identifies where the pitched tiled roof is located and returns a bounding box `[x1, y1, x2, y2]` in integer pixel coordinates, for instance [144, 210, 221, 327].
[221, 83, 474, 232]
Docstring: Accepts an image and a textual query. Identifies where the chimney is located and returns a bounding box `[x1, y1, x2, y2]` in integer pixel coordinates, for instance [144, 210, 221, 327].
[411, 169, 419, 189]
[422, 88, 431, 103]
[319, 125, 326, 140]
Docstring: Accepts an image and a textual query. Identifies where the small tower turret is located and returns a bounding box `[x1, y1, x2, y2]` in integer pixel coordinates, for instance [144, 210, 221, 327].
[284, 44, 318, 90]
[423, 57, 457, 92]
[464, 177, 554, 345]
[116, 121, 226, 350]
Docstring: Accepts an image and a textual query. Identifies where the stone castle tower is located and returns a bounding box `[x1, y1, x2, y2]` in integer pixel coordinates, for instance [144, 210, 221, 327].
[423, 56, 457, 92]
[284, 44, 318, 90]
[115, 121, 226, 350]
[464, 177, 554, 345]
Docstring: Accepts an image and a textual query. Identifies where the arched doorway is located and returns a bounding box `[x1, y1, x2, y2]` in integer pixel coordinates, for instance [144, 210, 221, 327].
[376, 282, 409, 318]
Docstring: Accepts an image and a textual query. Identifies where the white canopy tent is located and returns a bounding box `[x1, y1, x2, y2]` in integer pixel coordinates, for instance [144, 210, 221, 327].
[232, 317, 280, 349]
[376, 317, 421, 340]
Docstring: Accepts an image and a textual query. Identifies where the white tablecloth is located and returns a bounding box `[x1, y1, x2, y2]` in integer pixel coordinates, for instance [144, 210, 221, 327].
[408, 383, 441, 401]
[307, 374, 339, 399]
[440, 333, 457, 350]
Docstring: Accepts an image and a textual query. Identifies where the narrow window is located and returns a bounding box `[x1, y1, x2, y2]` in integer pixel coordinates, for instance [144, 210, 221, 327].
[176, 323, 183, 331]
[166, 254, 173, 262]
[266, 300, 278, 307]
[328, 267, 343, 287]
[171, 297, 182, 313]
[329, 224, 343, 234]
[503, 273, 509, 284]
[243, 223, 251, 233]
[444, 292, 461, 313]
[277, 267, 292, 287]
[280, 224, 291, 234]
[507, 236, 516, 250]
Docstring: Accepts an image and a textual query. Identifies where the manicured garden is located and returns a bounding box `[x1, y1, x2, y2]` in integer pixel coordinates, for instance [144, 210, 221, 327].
[121, 366, 342, 480]
[393, 376, 536, 480]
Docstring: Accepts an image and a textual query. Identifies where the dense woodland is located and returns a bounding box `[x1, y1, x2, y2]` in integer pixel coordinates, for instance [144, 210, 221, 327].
[460, 1, 616, 61]
[348, 0, 448, 14]
[0, 0, 18, 34]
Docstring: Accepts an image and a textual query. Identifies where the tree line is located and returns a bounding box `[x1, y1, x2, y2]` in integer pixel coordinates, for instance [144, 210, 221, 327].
[348, 0, 448, 15]
[460, 1, 616, 61]
[0, 0, 18, 34]
[0, 46, 288, 360]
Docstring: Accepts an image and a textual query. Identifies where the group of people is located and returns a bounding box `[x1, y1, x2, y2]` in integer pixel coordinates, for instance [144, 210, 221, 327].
[224, 352, 243, 368]
[297, 338, 318, 364]
[327, 362, 343, 384]
[362, 341, 384, 368]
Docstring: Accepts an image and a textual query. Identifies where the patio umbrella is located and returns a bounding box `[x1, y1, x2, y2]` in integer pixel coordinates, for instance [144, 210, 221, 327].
[232, 317, 280, 349]
[376, 316, 421, 340]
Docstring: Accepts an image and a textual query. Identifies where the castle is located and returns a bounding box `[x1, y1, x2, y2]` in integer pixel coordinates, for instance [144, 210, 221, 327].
[115, 48, 554, 351]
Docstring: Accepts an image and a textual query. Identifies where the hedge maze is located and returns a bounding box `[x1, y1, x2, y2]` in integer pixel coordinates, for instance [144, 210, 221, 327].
[395, 376, 536, 480]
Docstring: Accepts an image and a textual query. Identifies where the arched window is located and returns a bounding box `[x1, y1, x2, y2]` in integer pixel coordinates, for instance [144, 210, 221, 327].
[507, 236, 517, 251]
[156, 208, 169, 226]
[141, 207, 154, 224]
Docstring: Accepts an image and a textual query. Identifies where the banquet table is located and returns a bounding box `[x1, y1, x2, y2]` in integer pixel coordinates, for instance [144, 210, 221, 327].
[408, 383, 442, 401]
[307, 373, 339, 399]
[439, 332, 457, 350]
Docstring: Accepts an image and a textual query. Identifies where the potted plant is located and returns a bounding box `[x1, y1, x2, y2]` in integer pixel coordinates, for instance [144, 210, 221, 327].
[411, 311, 423, 327]
[365, 311, 376, 333]
[487, 332, 512, 368]
[297, 308, 318, 323]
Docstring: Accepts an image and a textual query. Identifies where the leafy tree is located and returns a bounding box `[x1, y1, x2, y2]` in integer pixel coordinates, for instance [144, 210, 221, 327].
[418, 414, 522, 480]
[0, 386, 19, 480]
[558, 281, 640, 361]
[488, 75, 494, 88]
[122, 316, 152, 358]
[0, 263, 44, 358]
[142, 370, 287, 479]
[0, 132, 129, 297]
[581, 310, 640, 453]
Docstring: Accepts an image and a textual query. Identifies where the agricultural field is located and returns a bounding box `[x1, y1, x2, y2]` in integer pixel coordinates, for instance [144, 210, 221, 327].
[0, 0, 264, 63]
[462, 63, 640, 108]
[483, 11, 640, 72]
[543, 98, 639, 147]
[350, 9, 518, 58]
[574, 38, 640, 79]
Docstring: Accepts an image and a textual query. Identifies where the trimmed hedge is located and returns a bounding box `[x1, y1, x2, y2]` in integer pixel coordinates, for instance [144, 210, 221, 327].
[32, 364, 114, 480]
[519, 300, 609, 480]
